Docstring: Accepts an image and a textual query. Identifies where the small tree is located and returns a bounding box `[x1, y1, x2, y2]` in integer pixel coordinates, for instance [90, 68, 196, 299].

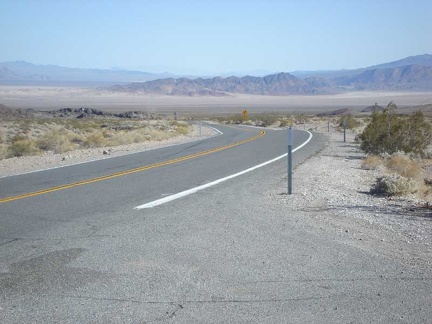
[357, 102, 432, 157]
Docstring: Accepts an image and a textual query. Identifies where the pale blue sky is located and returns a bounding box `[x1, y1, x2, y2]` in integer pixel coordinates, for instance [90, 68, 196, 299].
[1, 0, 431, 75]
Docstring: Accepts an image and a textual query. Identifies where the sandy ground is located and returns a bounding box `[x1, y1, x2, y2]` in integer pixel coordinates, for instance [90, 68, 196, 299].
[1, 85, 432, 115]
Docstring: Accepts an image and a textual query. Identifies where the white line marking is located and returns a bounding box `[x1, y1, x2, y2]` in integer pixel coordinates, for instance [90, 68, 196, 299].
[135, 131, 313, 209]
[207, 126, 224, 135]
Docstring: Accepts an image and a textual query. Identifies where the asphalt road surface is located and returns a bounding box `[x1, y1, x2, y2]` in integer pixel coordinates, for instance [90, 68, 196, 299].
[0, 124, 431, 323]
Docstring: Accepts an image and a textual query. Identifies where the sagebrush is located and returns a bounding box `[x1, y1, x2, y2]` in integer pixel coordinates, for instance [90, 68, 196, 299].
[357, 102, 432, 157]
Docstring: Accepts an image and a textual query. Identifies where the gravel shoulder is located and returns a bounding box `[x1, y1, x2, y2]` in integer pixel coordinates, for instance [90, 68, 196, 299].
[271, 126, 431, 271]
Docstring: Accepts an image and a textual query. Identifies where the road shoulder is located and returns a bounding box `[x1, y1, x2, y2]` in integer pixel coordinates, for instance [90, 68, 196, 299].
[269, 130, 431, 272]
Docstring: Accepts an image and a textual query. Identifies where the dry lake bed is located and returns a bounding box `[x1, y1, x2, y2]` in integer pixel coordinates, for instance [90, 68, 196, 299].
[1, 85, 431, 115]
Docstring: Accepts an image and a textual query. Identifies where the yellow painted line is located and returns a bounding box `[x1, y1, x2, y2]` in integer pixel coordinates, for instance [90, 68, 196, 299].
[0, 131, 266, 204]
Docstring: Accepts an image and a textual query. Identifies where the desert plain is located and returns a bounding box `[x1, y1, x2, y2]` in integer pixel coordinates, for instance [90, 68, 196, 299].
[1, 85, 432, 115]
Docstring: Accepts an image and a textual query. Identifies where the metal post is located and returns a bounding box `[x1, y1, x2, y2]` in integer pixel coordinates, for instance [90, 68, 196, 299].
[343, 116, 347, 143]
[328, 118, 330, 132]
[199, 121, 202, 137]
[288, 127, 293, 195]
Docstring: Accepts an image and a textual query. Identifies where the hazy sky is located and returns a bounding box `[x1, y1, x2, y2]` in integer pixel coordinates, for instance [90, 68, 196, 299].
[1, 0, 431, 75]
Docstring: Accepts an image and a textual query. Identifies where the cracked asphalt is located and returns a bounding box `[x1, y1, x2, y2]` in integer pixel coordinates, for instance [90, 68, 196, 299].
[1, 128, 431, 323]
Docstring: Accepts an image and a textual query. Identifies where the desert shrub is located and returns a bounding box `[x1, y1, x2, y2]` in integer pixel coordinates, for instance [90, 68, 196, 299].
[7, 138, 39, 157]
[230, 114, 244, 124]
[257, 113, 280, 127]
[0, 145, 8, 160]
[83, 131, 107, 148]
[338, 115, 361, 130]
[357, 102, 432, 157]
[37, 130, 75, 154]
[176, 124, 190, 135]
[294, 114, 309, 124]
[170, 121, 190, 135]
[386, 153, 422, 180]
[279, 118, 293, 127]
[371, 174, 418, 196]
[362, 155, 384, 170]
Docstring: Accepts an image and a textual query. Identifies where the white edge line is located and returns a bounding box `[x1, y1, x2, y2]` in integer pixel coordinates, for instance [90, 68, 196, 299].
[0, 125, 223, 179]
[207, 126, 223, 135]
[135, 131, 313, 209]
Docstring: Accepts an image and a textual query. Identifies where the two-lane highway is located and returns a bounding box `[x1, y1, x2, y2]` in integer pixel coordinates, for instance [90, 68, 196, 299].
[0, 124, 313, 238]
[2, 125, 429, 324]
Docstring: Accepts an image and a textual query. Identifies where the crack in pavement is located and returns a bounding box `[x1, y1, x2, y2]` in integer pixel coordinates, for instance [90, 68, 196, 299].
[0, 238, 20, 247]
[60, 294, 331, 305]
[234, 276, 432, 286]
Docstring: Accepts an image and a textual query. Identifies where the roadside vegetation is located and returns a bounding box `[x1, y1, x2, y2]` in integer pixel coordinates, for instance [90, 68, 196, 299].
[0, 118, 190, 160]
[213, 113, 333, 129]
[357, 102, 432, 200]
[212, 107, 432, 202]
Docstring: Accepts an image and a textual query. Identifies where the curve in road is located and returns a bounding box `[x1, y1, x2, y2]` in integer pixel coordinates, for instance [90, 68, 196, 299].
[0, 128, 265, 204]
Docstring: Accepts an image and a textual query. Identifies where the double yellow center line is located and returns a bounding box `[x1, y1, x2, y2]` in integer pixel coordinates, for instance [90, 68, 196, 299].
[0, 131, 266, 204]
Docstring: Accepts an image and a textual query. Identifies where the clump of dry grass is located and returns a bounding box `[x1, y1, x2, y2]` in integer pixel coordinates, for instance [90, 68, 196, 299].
[37, 129, 78, 153]
[362, 155, 384, 170]
[386, 153, 422, 180]
[0, 118, 191, 160]
[366, 152, 429, 200]
[7, 137, 40, 157]
[371, 174, 418, 196]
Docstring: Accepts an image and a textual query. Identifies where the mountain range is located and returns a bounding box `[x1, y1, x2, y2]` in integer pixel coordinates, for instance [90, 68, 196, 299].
[1, 54, 432, 95]
[0, 61, 171, 85]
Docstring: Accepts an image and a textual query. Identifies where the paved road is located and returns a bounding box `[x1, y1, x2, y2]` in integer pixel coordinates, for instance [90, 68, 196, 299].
[0, 125, 431, 323]
[0, 125, 310, 238]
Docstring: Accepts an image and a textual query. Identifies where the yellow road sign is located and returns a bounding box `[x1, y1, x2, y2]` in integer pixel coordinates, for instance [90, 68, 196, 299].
[242, 109, 248, 121]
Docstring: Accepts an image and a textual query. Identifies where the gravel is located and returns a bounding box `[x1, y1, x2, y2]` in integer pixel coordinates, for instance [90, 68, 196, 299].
[272, 126, 431, 270]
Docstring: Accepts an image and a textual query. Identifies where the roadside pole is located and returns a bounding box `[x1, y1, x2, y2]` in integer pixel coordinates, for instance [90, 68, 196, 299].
[343, 117, 347, 143]
[199, 121, 202, 137]
[288, 127, 293, 195]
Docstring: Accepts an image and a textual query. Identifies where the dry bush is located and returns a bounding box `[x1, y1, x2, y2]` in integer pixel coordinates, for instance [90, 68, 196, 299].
[109, 130, 145, 145]
[175, 123, 190, 135]
[362, 155, 384, 170]
[0, 118, 191, 160]
[7, 138, 40, 157]
[371, 174, 418, 196]
[83, 131, 107, 148]
[37, 130, 76, 154]
[146, 129, 174, 141]
[367, 152, 429, 200]
[169, 121, 190, 135]
[280, 118, 294, 127]
[0, 144, 8, 160]
[386, 154, 422, 180]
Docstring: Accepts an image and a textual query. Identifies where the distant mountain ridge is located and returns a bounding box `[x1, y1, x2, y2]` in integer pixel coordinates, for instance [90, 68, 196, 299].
[367, 54, 432, 69]
[1, 54, 432, 94]
[337, 64, 432, 90]
[110, 54, 432, 95]
[0, 61, 171, 84]
[110, 73, 335, 96]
